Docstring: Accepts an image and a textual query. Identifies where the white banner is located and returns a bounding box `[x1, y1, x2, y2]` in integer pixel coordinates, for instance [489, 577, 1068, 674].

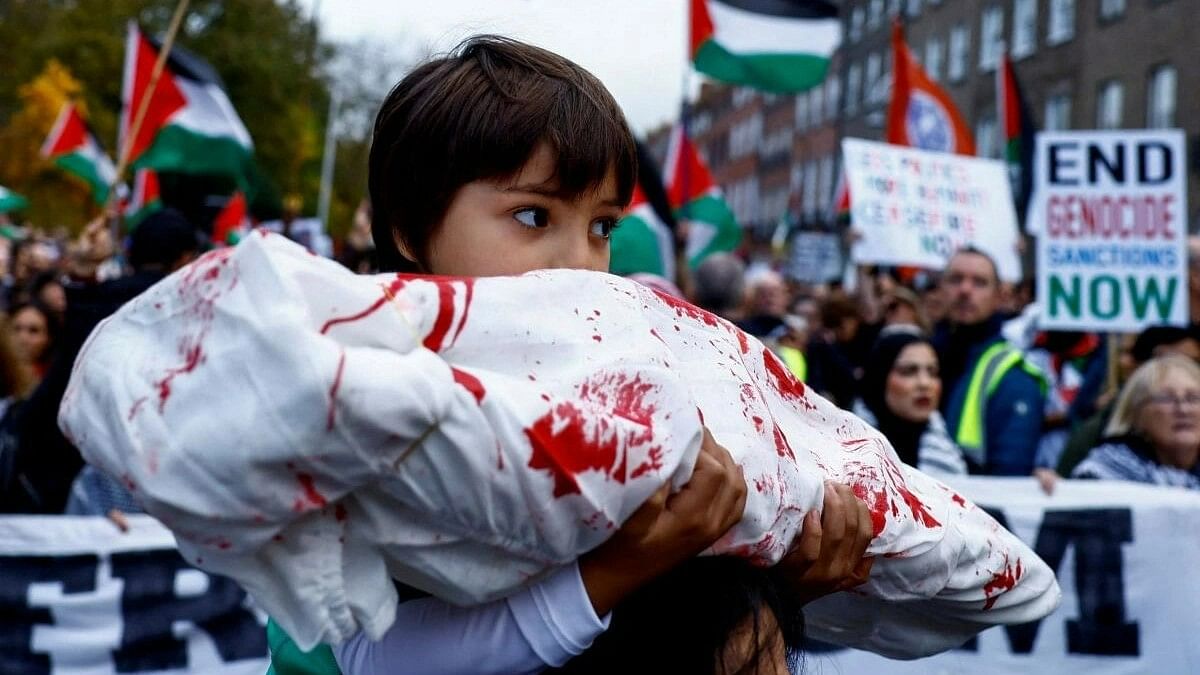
[815, 477, 1200, 674]
[1030, 130, 1188, 331]
[0, 516, 268, 674]
[843, 137, 1023, 282]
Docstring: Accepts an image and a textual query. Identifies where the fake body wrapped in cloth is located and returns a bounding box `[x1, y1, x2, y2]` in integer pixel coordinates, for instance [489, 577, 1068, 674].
[60, 232, 1059, 657]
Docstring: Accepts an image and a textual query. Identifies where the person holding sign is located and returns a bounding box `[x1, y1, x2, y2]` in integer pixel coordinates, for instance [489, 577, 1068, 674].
[933, 248, 1046, 475]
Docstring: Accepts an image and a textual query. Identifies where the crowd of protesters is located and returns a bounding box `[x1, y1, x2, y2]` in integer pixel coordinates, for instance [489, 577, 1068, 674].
[1, 201, 1198, 523]
[684, 238, 1200, 495]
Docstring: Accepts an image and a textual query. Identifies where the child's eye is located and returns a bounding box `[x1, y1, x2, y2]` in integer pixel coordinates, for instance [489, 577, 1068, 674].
[589, 217, 620, 240]
[513, 207, 550, 230]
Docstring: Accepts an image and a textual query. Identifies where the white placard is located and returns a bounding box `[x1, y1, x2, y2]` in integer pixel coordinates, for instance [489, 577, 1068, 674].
[844, 137, 1023, 282]
[1031, 130, 1188, 331]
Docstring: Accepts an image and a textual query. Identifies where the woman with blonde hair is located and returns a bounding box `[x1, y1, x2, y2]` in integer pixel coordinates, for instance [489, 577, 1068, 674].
[1071, 355, 1200, 489]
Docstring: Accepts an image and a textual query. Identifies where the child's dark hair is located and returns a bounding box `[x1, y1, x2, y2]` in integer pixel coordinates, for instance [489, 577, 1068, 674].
[553, 557, 806, 674]
[368, 35, 638, 272]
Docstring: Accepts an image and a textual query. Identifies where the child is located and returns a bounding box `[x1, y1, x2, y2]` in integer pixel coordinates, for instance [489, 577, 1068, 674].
[62, 34, 1056, 675]
[292, 35, 873, 674]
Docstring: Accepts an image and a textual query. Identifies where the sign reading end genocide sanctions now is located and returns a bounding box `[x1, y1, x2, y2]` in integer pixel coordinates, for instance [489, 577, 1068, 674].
[1032, 130, 1187, 332]
[843, 137, 1023, 282]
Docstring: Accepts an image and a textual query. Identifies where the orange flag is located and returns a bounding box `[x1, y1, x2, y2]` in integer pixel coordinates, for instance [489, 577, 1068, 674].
[886, 21, 975, 155]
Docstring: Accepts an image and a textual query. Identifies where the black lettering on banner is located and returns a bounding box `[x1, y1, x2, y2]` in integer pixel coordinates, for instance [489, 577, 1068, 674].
[0, 548, 265, 674]
[0, 554, 98, 675]
[961, 507, 1140, 656]
[1137, 141, 1173, 184]
[110, 549, 266, 672]
[1048, 142, 1081, 186]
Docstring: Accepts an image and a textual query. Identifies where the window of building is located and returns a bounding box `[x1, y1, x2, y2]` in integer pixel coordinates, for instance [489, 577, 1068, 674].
[949, 23, 970, 82]
[1012, 0, 1037, 59]
[868, 0, 884, 30]
[1100, 0, 1126, 20]
[850, 7, 865, 42]
[809, 85, 824, 122]
[924, 36, 945, 82]
[728, 113, 763, 159]
[975, 110, 998, 159]
[794, 92, 810, 130]
[907, 0, 923, 17]
[819, 156, 835, 212]
[846, 63, 862, 115]
[1048, 0, 1075, 45]
[1044, 92, 1071, 130]
[1147, 64, 1177, 128]
[825, 76, 840, 121]
[803, 161, 819, 217]
[866, 52, 882, 104]
[732, 87, 756, 107]
[1096, 79, 1124, 129]
[979, 6, 1004, 71]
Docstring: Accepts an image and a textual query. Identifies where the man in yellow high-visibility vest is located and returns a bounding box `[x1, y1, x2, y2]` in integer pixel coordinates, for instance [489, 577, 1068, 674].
[933, 248, 1045, 475]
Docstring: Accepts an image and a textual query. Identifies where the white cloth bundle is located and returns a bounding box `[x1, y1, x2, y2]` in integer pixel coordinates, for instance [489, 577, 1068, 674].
[60, 233, 1059, 656]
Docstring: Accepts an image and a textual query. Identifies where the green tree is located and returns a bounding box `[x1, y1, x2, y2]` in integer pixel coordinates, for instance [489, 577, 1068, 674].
[0, 0, 337, 232]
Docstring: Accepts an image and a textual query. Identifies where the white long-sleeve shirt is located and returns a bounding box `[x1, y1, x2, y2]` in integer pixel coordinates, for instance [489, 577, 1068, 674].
[333, 563, 608, 675]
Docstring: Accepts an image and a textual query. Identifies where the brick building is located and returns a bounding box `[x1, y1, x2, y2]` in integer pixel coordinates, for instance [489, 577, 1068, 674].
[654, 0, 1200, 240]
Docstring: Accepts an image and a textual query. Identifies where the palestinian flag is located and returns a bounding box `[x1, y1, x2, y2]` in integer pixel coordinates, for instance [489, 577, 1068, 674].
[997, 51, 1036, 222]
[0, 186, 28, 213]
[886, 21, 974, 155]
[611, 142, 678, 280]
[123, 168, 162, 229]
[40, 103, 118, 204]
[121, 22, 253, 184]
[690, 0, 841, 93]
[212, 191, 250, 246]
[666, 126, 741, 266]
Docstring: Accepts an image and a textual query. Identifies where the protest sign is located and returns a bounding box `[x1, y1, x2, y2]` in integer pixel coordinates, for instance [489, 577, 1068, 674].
[0, 516, 268, 674]
[785, 230, 844, 284]
[1031, 130, 1188, 331]
[815, 477, 1200, 674]
[843, 137, 1023, 282]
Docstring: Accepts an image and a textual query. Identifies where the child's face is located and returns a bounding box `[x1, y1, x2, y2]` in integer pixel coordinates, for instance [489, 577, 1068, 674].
[424, 144, 623, 277]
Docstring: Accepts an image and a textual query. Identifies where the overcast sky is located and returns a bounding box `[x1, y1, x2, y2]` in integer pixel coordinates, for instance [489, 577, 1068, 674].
[298, 0, 692, 135]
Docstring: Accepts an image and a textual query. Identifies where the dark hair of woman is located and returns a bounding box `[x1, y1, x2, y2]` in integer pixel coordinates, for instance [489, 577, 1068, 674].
[860, 331, 934, 467]
[553, 556, 806, 674]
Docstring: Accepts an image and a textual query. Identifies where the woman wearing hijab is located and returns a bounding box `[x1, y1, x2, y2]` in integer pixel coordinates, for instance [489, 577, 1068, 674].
[855, 331, 968, 476]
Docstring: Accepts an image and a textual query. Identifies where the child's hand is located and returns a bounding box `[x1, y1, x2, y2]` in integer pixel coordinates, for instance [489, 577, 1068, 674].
[772, 481, 875, 606]
[579, 427, 747, 615]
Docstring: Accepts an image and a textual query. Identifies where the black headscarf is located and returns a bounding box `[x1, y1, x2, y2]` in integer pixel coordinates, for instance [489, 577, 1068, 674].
[860, 331, 936, 467]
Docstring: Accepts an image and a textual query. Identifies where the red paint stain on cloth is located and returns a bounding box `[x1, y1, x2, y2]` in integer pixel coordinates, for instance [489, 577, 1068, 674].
[651, 289, 722, 329]
[451, 367, 486, 404]
[327, 350, 347, 431]
[320, 276, 408, 335]
[983, 556, 1024, 609]
[762, 347, 814, 410]
[525, 373, 659, 498]
[882, 457, 941, 529]
[423, 282, 458, 351]
[295, 473, 327, 509]
[156, 343, 204, 412]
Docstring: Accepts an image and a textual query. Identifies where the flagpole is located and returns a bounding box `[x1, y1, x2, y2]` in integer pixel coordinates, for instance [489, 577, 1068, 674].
[675, 0, 695, 293]
[109, 0, 191, 209]
[317, 89, 339, 233]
